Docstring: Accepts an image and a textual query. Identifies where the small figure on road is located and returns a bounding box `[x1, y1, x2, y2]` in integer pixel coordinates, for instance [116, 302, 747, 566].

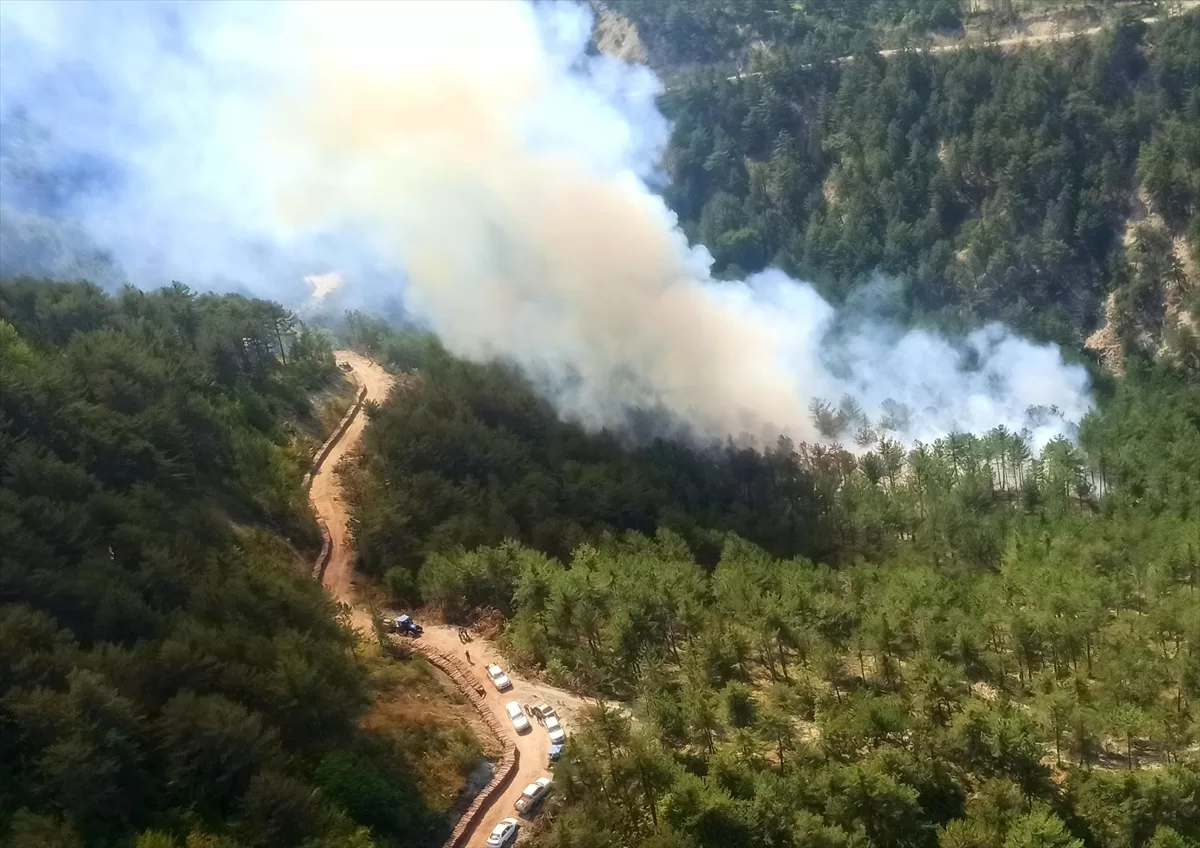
[465, 650, 471, 664]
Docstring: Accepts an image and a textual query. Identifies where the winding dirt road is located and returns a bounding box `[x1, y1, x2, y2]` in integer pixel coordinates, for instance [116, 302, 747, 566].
[310, 351, 594, 847]
[310, 350, 392, 631]
[716, 3, 1199, 84]
[419, 624, 596, 847]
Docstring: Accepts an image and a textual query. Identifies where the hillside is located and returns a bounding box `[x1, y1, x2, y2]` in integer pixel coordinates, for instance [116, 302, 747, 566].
[330, 7, 1200, 845]
[2, 2, 1199, 848]
[599, 2, 1200, 366]
[0, 281, 479, 848]
[343, 314, 1199, 847]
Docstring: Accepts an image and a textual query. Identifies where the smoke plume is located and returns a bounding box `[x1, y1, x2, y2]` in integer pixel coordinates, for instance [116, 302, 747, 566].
[0, 0, 1092, 447]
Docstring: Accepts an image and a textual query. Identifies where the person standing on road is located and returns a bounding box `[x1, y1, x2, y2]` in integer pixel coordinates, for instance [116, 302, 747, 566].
[465, 650, 471, 664]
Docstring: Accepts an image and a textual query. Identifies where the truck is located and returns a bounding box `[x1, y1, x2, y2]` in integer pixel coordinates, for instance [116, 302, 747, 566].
[394, 614, 423, 637]
[514, 776, 552, 814]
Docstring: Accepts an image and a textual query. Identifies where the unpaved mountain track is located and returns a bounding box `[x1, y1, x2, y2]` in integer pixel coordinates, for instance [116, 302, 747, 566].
[418, 624, 596, 847]
[309, 352, 595, 846]
[717, 3, 1199, 84]
[310, 350, 392, 632]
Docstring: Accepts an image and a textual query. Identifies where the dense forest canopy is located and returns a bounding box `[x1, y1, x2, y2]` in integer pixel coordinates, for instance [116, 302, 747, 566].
[340, 10, 1200, 833]
[604, 0, 971, 74]
[3, 3, 1200, 848]
[0, 280, 473, 848]
[344, 297, 1199, 844]
[596, 5, 1200, 364]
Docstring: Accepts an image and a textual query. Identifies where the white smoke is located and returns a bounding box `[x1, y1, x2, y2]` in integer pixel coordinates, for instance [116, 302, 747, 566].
[0, 0, 1092, 447]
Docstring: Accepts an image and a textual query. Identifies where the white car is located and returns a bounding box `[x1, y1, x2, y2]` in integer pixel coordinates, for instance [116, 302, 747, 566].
[506, 700, 530, 733]
[514, 776, 552, 813]
[486, 818, 519, 847]
[486, 663, 511, 691]
[544, 714, 566, 744]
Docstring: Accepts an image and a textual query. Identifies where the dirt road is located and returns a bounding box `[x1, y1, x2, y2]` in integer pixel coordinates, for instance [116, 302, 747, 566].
[717, 3, 1199, 84]
[310, 350, 393, 631]
[880, 4, 1200, 58]
[419, 624, 597, 846]
[309, 352, 595, 846]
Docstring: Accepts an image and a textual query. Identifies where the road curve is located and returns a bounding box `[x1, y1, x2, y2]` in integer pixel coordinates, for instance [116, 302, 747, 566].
[308, 352, 594, 846]
[310, 350, 393, 631]
[419, 624, 597, 847]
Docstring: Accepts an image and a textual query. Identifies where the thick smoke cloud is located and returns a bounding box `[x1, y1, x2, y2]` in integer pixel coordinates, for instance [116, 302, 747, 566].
[0, 0, 1092, 447]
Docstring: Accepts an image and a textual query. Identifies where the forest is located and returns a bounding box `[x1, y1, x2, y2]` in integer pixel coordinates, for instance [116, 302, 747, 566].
[643, 6, 1200, 357]
[0, 281, 476, 848]
[3, 3, 1199, 848]
[339, 12, 1200, 848]
[606, 0, 972, 73]
[343, 312, 1199, 847]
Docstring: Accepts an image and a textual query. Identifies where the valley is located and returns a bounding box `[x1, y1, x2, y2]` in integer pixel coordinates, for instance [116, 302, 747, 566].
[1, 2, 1198, 848]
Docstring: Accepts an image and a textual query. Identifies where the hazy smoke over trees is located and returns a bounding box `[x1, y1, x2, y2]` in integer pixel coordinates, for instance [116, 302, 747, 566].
[0, 0, 1092, 446]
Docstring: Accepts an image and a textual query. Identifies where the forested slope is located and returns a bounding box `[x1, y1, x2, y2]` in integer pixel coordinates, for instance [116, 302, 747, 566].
[0, 281, 474, 848]
[346, 314, 1199, 848]
[635, 8, 1199, 360]
[4, 3, 1198, 848]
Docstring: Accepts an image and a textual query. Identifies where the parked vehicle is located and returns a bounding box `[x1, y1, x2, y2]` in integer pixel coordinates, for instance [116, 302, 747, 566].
[486, 663, 511, 691]
[506, 700, 530, 732]
[544, 714, 566, 744]
[486, 818, 519, 847]
[548, 743, 564, 764]
[514, 776, 552, 813]
[533, 703, 556, 720]
[394, 614, 423, 636]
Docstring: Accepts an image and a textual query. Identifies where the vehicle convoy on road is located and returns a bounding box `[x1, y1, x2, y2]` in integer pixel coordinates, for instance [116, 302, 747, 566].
[487, 663, 512, 690]
[309, 356, 598, 846]
[514, 776, 552, 814]
[486, 818, 519, 847]
[506, 700, 530, 733]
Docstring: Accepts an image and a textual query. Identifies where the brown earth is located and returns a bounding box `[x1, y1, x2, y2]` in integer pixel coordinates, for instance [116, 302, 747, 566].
[310, 350, 393, 632]
[309, 352, 595, 846]
[418, 624, 597, 846]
